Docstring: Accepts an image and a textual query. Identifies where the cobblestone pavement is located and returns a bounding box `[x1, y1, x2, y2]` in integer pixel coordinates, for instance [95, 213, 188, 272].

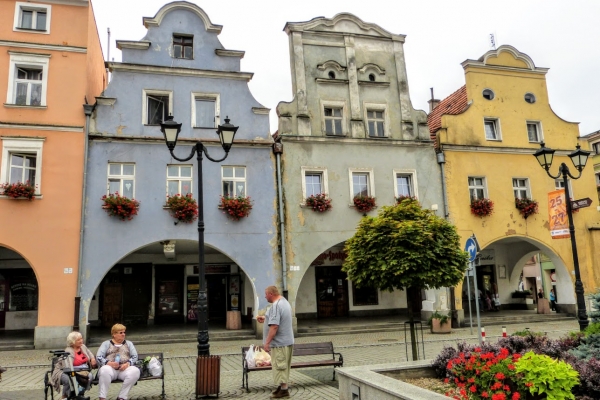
[0, 320, 579, 399]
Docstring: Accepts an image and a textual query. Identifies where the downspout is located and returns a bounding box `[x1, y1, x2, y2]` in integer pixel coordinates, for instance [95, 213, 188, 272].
[75, 103, 95, 332]
[437, 151, 449, 219]
[273, 141, 288, 299]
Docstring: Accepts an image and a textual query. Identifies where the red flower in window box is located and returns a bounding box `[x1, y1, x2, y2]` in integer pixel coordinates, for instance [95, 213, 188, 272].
[353, 195, 376, 214]
[1, 181, 36, 200]
[515, 198, 538, 219]
[219, 195, 252, 221]
[396, 195, 417, 205]
[305, 193, 332, 212]
[470, 198, 494, 217]
[166, 193, 198, 223]
[101, 192, 139, 221]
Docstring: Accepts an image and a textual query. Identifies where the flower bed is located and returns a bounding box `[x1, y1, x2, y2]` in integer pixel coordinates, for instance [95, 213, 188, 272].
[166, 193, 198, 223]
[219, 195, 252, 221]
[101, 192, 140, 221]
[515, 198, 539, 219]
[471, 198, 494, 217]
[305, 193, 332, 212]
[353, 195, 376, 213]
[1, 181, 36, 200]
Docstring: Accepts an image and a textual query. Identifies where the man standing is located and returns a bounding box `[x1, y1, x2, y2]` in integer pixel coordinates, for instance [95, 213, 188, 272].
[257, 286, 294, 399]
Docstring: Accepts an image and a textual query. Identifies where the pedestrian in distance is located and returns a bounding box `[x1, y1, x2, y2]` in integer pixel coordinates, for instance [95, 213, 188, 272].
[256, 286, 294, 399]
[96, 323, 140, 400]
[538, 288, 544, 299]
[549, 288, 557, 311]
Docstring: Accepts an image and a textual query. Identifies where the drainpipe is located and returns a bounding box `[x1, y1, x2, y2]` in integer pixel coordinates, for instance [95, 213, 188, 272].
[273, 141, 288, 299]
[75, 103, 95, 333]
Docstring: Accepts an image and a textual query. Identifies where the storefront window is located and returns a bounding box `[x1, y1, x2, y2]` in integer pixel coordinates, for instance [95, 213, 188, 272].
[9, 279, 38, 311]
[352, 281, 378, 306]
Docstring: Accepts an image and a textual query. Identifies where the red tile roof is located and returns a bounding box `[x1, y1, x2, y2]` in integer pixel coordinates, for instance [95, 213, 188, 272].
[427, 85, 468, 141]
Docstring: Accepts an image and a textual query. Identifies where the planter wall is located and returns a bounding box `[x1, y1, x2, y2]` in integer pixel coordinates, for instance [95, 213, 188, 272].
[430, 318, 451, 334]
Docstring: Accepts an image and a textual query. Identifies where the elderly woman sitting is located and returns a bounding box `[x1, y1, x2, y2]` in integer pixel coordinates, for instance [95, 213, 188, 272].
[50, 331, 97, 399]
[96, 323, 140, 400]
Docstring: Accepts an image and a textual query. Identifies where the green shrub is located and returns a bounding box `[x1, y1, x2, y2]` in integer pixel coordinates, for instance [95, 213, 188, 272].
[569, 333, 600, 360]
[584, 322, 600, 336]
[428, 310, 449, 325]
[589, 291, 600, 324]
[515, 351, 579, 400]
[512, 329, 544, 337]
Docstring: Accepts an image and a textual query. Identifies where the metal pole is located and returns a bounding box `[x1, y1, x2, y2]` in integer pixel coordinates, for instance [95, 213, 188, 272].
[196, 143, 210, 356]
[472, 262, 483, 344]
[466, 266, 473, 335]
[562, 164, 589, 331]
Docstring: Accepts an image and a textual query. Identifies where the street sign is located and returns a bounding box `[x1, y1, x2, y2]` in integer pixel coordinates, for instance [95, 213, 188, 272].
[571, 197, 593, 210]
[464, 235, 480, 262]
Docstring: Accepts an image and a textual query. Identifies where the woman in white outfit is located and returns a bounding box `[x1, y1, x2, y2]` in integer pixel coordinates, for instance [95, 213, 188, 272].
[96, 323, 140, 400]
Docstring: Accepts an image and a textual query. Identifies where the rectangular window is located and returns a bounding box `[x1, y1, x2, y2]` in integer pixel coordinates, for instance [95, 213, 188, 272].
[7, 53, 49, 107]
[146, 95, 169, 125]
[596, 173, 600, 187]
[324, 107, 343, 135]
[352, 281, 378, 306]
[305, 173, 323, 197]
[484, 118, 499, 140]
[352, 173, 370, 197]
[593, 143, 600, 155]
[555, 178, 574, 197]
[173, 35, 193, 59]
[396, 174, 413, 197]
[527, 122, 542, 142]
[513, 178, 529, 199]
[14, 2, 50, 33]
[468, 177, 486, 201]
[167, 165, 192, 197]
[107, 163, 135, 198]
[195, 99, 215, 128]
[15, 67, 43, 106]
[1, 138, 44, 194]
[366, 110, 385, 137]
[222, 166, 246, 197]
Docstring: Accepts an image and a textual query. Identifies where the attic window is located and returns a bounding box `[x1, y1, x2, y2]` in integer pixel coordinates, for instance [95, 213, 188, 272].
[524, 93, 536, 104]
[328, 71, 336, 79]
[173, 35, 193, 59]
[368, 74, 375, 82]
[482, 89, 494, 100]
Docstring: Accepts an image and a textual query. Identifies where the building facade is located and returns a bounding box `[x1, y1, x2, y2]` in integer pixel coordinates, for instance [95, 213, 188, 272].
[0, 0, 105, 347]
[581, 130, 600, 202]
[80, 2, 277, 335]
[276, 14, 445, 324]
[429, 46, 600, 321]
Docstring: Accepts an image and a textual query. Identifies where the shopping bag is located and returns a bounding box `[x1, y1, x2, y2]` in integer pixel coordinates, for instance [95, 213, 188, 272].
[245, 345, 256, 368]
[147, 357, 162, 377]
[254, 348, 271, 367]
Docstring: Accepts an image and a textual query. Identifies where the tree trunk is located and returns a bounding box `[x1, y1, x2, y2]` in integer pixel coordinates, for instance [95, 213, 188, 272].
[406, 287, 418, 361]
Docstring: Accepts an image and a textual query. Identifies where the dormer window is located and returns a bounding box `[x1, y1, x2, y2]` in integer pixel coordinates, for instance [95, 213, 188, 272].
[173, 35, 193, 59]
[368, 74, 375, 82]
[328, 71, 336, 79]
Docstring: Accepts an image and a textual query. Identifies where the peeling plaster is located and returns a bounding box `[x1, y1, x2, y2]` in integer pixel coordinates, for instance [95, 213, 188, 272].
[506, 229, 516, 235]
[297, 210, 305, 226]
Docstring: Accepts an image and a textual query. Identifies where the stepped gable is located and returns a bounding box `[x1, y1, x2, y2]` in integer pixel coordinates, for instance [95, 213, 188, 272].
[427, 85, 468, 140]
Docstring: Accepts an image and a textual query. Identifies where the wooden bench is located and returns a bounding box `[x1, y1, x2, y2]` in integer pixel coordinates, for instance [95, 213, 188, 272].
[241, 342, 343, 391]
[91, 352, 166, 399]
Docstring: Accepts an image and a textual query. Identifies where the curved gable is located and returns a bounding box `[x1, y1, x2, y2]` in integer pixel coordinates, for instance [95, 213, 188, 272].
[143, 1, 222, 34]
[482, 45, 535, 70]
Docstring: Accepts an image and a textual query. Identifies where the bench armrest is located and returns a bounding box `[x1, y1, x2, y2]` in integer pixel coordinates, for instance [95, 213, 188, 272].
[333, 352, 343, 364]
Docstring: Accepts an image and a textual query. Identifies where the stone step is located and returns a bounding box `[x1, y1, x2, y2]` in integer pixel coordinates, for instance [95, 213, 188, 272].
[0, 341, 34, 351]
[464, 315, 574, 327]
[87, 330, 256, 347]
[297, 322, 405, 334]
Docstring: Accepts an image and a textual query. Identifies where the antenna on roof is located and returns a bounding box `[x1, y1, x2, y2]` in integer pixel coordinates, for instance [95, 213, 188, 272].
[490, 33, 496, 50]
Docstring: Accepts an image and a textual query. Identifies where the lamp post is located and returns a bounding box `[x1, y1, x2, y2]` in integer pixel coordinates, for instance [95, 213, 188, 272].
[161, 115, 238, 355]
[533, 142, 591, 331]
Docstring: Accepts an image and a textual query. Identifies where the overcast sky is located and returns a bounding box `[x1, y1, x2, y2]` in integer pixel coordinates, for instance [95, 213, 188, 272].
[92, 0, 600, 136]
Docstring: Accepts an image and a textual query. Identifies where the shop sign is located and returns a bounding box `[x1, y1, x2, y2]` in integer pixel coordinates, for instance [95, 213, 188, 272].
[312, 248, 347, 266]
[10, 282, 37, 291]
[475, 250, 495, 266]
[192, 265, 230, 274]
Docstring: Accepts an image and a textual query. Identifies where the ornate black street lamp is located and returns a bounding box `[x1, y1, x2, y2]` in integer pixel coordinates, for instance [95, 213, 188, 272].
[161, 115, 238, 355]
[533, 142, 591, 331]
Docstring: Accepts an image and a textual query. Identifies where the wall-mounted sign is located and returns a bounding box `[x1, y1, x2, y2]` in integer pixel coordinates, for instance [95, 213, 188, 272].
[192, 265, 230, 275]
[548, 190, 569, 239]
[311, 248, 347, 266]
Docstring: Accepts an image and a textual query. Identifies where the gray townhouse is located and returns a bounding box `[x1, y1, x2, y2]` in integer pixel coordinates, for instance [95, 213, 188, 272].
[79, 2, 278, 334]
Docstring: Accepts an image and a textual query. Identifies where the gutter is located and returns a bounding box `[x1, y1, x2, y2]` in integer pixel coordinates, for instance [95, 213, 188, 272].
[273, 141, 288, 298]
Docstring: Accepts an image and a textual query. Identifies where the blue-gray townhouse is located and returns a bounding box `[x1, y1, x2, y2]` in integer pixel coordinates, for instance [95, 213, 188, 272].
[80, 2, 278, 333]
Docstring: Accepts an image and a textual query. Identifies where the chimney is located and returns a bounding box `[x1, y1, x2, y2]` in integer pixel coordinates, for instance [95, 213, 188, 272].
[428, 87, 440, 112]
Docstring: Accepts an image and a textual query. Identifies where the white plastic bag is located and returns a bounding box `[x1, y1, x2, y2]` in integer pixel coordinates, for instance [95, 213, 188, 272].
[147, 357, 162, 377]
[254, 348, 271, 367]
[245, 345, 256, 368]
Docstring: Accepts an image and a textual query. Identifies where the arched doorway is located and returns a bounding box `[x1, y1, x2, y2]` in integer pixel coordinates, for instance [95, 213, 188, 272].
[0, 246, 38, 331]
[87, 240, 256, 329]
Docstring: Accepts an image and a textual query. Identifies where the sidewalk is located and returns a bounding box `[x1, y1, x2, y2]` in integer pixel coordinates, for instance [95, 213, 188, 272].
[0, 319, 579, 399]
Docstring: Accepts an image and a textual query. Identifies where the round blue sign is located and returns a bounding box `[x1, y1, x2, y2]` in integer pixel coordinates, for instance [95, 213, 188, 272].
[465, 237, 478, 262]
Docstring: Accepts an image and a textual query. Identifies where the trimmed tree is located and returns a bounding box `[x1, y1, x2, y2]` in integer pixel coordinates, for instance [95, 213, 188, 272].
[342, 197, 469, 360]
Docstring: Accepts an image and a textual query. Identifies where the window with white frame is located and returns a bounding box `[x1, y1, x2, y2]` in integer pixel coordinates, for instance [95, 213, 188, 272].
[593, 142, 600, 155]
[366, 109, 385, 137]
[1, 137, 44, 195]
[349, 168, 375, 200]
[192, 93, 219, 128]
[14, 2, 51, 33]
[527, 122, 542, 143]
[596, 173, 600, 187]
[513, 178, 530, 199]
[321, 100, 346, 136]
[394, 170, 417, 198]
[6, 53, 49, 107]
[555, 178, 574, 197]
[468, 177, 486, 201]
[484, 118, 500, 140]
[173, 35, 193, 59]
[143, 90, 172, 125]
[167, 165, 192, 197]
[107, 163, 135, 198]
[301, 167, 328, 199]
[222, 166, 246, 197]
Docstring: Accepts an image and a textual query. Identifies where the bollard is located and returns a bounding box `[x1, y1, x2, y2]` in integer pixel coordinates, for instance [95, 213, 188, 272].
[481, 327, 486, 343]
[502, 326, 507, 337]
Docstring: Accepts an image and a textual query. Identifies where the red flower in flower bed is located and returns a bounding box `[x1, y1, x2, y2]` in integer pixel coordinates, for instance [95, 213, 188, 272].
[515, 198, 538, 219]
[101, 192, 140, 221]
[219, 195, 252, 221]
[166, 193, 198, 223]
[305, 193, 332, 212]
[1, 181, 36, 200]
[353, 195, 376, 213]
[471, 198, 494, 217]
